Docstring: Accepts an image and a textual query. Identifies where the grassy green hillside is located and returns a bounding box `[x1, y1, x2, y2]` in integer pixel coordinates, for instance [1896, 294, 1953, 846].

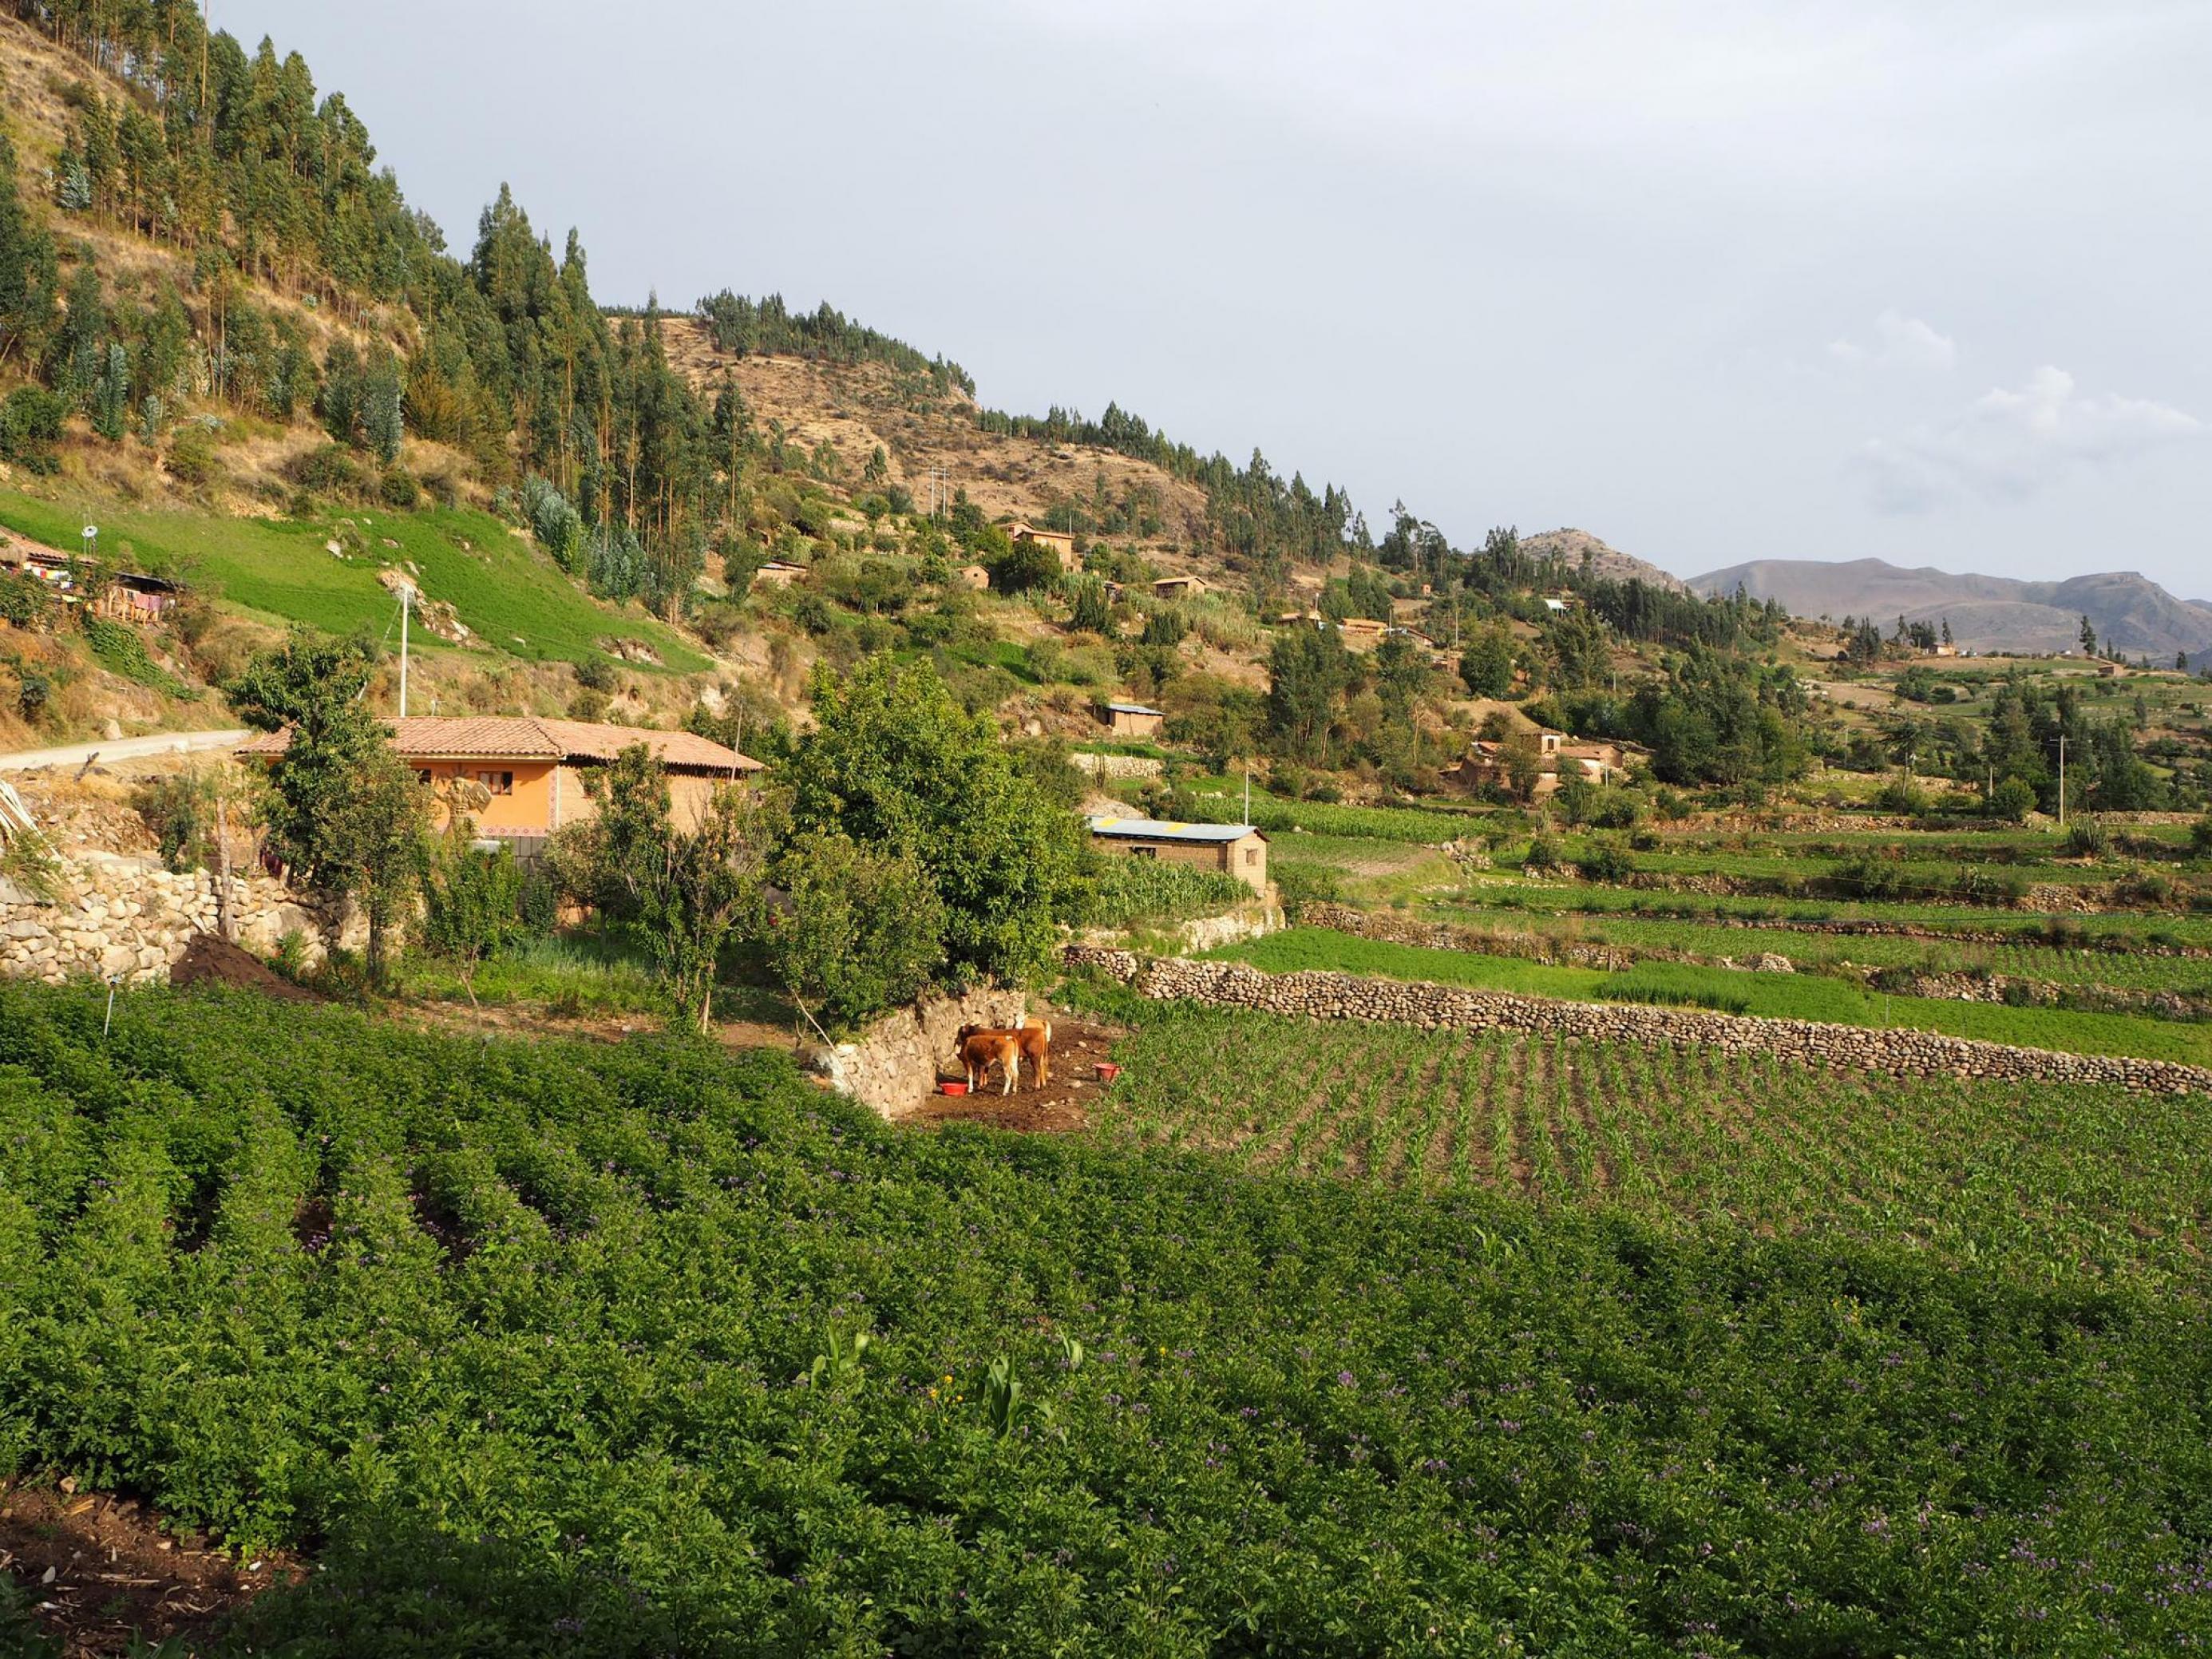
[0, 490, 708, 672]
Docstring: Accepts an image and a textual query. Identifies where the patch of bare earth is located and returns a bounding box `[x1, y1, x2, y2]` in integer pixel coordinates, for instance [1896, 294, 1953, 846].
[907, 1017, 1120, 1135]
[1, 1477, 299, 1657]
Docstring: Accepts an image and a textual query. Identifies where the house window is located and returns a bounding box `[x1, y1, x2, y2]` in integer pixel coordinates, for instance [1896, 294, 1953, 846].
[476, 770, 514, 796]
[1244, 849, 1260, 866]
[1130, 845, 1157, 860]
[414, 769, 433, 786]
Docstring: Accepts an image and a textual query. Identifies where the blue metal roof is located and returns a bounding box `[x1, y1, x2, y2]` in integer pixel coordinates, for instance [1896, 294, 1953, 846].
[1105, 702, 1165, 716]
[1086, 815, 1261, 843]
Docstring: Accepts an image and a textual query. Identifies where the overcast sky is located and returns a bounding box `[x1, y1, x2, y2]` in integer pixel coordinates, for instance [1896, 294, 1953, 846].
[221, 0, 2212, 595]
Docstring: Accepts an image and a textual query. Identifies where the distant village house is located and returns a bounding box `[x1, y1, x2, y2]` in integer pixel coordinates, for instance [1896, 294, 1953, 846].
[1102, 701, 1165, 739]
[1150, 575, 1208, 600]
[749, 560, 809, 588]
[2, 528, 180, 625]
[239, 717, 761, 856]
[1007, 522, 1082, 573]
[1086, 814, 1268, 896]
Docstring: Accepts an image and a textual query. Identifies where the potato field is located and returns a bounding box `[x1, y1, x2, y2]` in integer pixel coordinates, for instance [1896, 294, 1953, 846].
[3, 982, 2211, 1653]
[1086, 1000, 2212, 1289]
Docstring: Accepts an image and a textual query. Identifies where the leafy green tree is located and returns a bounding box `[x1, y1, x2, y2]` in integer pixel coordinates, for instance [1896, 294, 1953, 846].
[421, 830, 524, 1004]
[2079, 615, 2098, 659]
[1372, 631, 1429, 719]
[226, 632, 387, 881]
[1069, 576, 1112, 635]
[766, 830, 946, 1030]
[0, 124, 59, 374]
[1460, 623, 1515, 698]
[987, 534, 1060, 594]
[325, 750, 434, 986]
[590, 745, 777, 1030]
[89, 339, 130, 440]
[1264, 625, 1354, 763]
[362, 349, 405, 465]
[782, 656, 1083, 987]
[1164, 672, 1263, 771]
[1542, 608, 1611, 691]
[1988, 775, 2037, 822]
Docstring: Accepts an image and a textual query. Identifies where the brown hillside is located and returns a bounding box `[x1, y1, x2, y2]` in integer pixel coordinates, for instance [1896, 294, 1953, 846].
[659, 318, 1213, 563]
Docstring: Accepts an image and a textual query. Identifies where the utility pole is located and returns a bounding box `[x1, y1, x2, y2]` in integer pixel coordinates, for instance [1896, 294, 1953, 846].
[1243, 759, 1251, 826]
[2056, 734, 2066, 830]
[398, 584, 411, 719]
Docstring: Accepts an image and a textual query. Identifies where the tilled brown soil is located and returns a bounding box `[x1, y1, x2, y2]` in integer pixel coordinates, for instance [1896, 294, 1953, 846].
[1, 1477, 299, 1656]
[169, 932, 323, 1001]
[908, 1016, 1122, 1134]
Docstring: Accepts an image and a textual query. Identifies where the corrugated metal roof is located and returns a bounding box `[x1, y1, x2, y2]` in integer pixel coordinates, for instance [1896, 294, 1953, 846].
[1086, 814, 1261, 844]
[238, 717, 760, 773]
[1105, 702, 1164, 716]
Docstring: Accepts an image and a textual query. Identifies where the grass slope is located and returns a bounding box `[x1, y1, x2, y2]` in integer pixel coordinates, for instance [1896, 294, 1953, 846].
[0, 490, 708, 671]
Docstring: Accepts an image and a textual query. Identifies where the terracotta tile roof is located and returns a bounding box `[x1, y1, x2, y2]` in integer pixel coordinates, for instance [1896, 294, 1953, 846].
[236, 717, 760, 774]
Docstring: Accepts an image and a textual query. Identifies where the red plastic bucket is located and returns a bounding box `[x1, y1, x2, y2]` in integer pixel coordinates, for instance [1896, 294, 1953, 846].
[1094, 1063, 1121, 1083]
[940, 1080, 969, 1096]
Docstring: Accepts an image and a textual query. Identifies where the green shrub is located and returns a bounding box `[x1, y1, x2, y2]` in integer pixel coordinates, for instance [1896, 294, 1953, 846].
[2062, 818, 2111, 859]
[1988, 775, 2037, 822]
[378, 465, 421, 509]
[83, 616, 188, 694]
[285, 443, 370, 498]
[1573, 836, 1635, 884]
[0, 572, 55, 629]
[1271, 861, 1342, 913]
[766, 829, 946, 1031]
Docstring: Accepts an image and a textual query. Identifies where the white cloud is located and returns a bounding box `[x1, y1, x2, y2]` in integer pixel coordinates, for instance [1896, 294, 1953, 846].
[1827, 310, 1957, 371]
[1855, 366, 2205, 513]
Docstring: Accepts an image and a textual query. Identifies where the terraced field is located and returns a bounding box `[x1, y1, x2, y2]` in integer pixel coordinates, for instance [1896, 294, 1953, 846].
[1086, 1001, 2212, 1289]
[1415, 907, 2212, 993]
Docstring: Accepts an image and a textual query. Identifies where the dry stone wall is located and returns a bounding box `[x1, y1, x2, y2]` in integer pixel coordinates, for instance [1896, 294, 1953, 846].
[1072, 752, 1165, 780]
[1062, 946, 2212, 1096]
[0, 852, 361, 986]
[803, 987, 1030, 1119]
[1299, 901, 1637, 970]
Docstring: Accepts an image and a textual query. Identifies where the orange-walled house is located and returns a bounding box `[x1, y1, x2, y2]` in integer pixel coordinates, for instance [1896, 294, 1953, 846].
[239, 717, 762, 854]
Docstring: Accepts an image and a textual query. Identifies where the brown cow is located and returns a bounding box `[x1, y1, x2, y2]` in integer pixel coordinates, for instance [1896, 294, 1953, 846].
[956, 1027, 1022, 1096]
[956, 1019, 1052, 1091]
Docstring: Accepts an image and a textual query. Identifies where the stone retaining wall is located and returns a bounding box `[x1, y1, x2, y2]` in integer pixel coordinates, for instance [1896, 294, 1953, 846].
[1072, 752, 1165, 780]
[0, 851, 361, 986]
[802, 987, 1030, 1119]
[1299, 901, 1637, 970]
[1061, 946, 2212, 1096]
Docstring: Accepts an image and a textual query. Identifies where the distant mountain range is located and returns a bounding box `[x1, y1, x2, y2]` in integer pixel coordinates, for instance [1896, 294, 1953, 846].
[1689, 557, 2212, 660]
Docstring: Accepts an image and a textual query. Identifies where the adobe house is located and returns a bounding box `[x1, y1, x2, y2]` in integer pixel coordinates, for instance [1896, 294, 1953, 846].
[1335, 616, 1390, 651]
[1151, 574, 1208, 600]
[1102, 701, 1165, 739]
[958, 564, 991, 590]
[1086, 814, 1268, 895]
[750, 560, 809, 588]
[1007, 521, 1081, 573]
[239, 717, 762, 855]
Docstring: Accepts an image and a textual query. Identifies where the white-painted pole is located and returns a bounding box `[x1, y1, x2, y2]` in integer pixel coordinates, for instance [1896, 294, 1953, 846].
[398, 586, 410, 719]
